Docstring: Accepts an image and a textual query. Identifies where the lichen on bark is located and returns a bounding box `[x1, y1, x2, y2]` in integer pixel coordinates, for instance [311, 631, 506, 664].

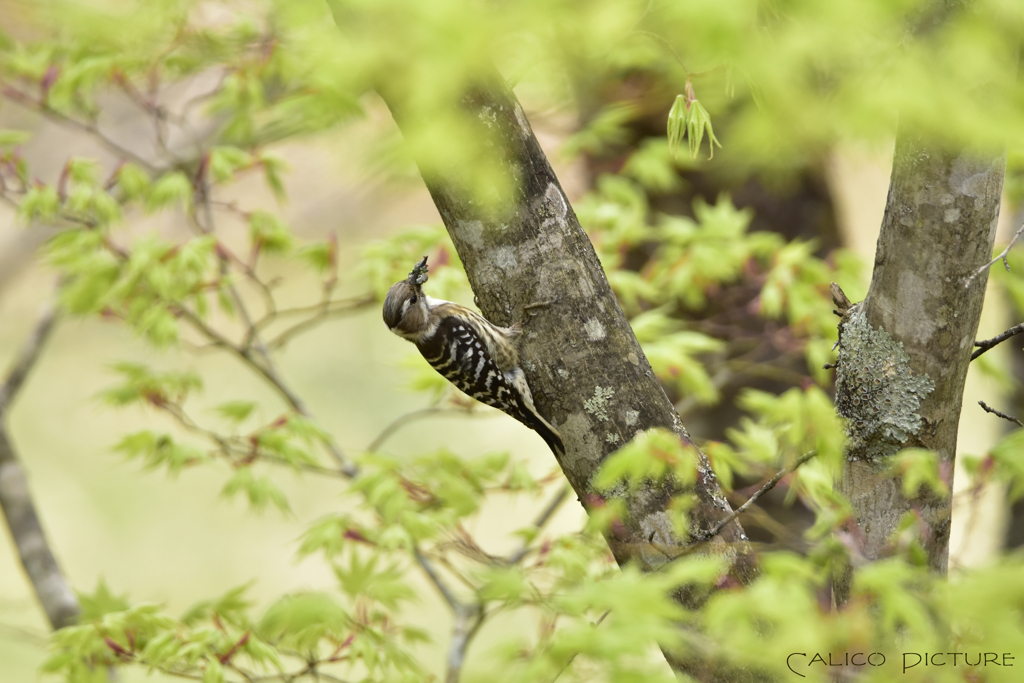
[835, 304, 935, 462]
[833, 130, 1004, 601]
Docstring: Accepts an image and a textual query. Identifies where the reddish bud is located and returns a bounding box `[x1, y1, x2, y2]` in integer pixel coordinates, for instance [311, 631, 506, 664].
[218, 631, 250, 664]
[104, 637, 130, 657]
[41, 65, 60, 97]
[343, 528, 374, 545]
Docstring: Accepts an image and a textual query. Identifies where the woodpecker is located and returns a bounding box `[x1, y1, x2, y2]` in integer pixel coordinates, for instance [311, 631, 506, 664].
[382, 257, 564, 455]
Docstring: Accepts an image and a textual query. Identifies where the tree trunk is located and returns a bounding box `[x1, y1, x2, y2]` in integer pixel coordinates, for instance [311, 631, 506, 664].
[376, 73, 757, 676]
[833, 129, 1004, 601]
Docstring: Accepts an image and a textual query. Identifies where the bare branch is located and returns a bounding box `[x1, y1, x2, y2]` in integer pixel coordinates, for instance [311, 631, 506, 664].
[0, 300, 79, 630]
[971, 322, 1024, 361]
[506, 485, 570, 565]
[0, 302, 58, 413]
[0, 82, 159, 173]
[264, 296, 375, 350]
[173, 304, 357, 478]
[964, 216, 1024, 288]
[367, 406, 480, 453]
[978, 400, 1024, 428]
[413, 548, 461, 610]
[445, 603, 483, 683]
[690, 450, 817, 546]
[180, 183, 358, 478]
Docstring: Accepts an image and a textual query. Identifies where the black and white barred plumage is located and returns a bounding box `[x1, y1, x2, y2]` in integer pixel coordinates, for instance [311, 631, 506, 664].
[382, 258, 564, 455]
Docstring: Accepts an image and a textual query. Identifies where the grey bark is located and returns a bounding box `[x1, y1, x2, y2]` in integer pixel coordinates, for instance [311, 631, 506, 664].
[374, 74, 759, 680]
[833, 131, 1004, 600]
[381, 78, 755, 577]
[0, 303, 80, 630]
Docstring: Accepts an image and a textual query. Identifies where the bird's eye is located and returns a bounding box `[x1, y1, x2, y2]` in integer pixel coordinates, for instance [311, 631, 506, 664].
[410, 296, 418, 304]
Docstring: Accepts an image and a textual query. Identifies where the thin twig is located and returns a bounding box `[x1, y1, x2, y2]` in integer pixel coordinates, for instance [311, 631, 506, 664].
[265, 298, 374, 350]
[191, 179, 272, 365]
[550, 610, 611, 682]
[964, 218, 1024, 288]
[1, 82, 158, 173]
[255, 297, 375, 329]
[0, 620, 49, 646]
[181, 183, 356, 477]
[413, 548, 460, 610]
[978, 400, 1024, 428]
[971, 322, 1024, 360]
[366, 406, 478, 453]
[690, 450, 817, 545]
[172, 305, 357, 477]
[506, 485, 570, 565]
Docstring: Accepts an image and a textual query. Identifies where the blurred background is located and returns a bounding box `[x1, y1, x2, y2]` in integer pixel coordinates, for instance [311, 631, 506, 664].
[0, 0, 1022, 680]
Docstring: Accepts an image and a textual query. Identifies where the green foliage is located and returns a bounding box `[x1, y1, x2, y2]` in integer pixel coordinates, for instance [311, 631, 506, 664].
[334, 554, 416, 610]
[7, 1, 1021, 682]
[114, 430, 207, 476]
[630, 308, 724, 404]
[620, 139, 688, 193]
[986, 428, 1024, 501]
[116, 163, 152, 201]
[667, 90, 721, 160]
[99, 363, 202, 407]
[213, 400, 258, 424]
[0, 128, 30, 147]
[579, 178, 862, 384]
[208, 146, 253, 183]
[181, 583, 255, 629]
[145, 171, 194, 213]
[19, 185, 61, 222]
[249, 211, 294, 255]
[562, 103, 637, 159]
[221, 466, 291, 513]
[77, 579, 131, 622]
[348, 449, 517, 549]
[887, 448, 949, 499]
[48, 231, 219, 345]
[593, 428, 698, 493]
[708, 386, 849, 538]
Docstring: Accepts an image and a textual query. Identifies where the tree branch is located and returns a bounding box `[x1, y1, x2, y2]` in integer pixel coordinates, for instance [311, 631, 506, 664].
[0, 82, 159, 173]
[413, 547, 461, 610]
[977, 400, 1023, 428]
[0, 300, 80, 630]
[0, 303, 58, 413]
[963, 215, 1024, 288]
[173, 305, 357, 477]
[444, 603, 483, 683]
[366, 406, 480, 453]
[506, 485, 570, 565]
[368, 64, 756, 680]
[690, 451, 817, 544]
[971, 322, 1024, 361]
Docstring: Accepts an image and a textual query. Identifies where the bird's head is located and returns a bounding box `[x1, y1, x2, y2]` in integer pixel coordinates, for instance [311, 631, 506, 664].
[383, 256, 431, 340]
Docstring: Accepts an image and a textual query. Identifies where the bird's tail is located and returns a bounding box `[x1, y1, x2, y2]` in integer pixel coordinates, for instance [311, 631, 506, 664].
[528, 412, 565, 456]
